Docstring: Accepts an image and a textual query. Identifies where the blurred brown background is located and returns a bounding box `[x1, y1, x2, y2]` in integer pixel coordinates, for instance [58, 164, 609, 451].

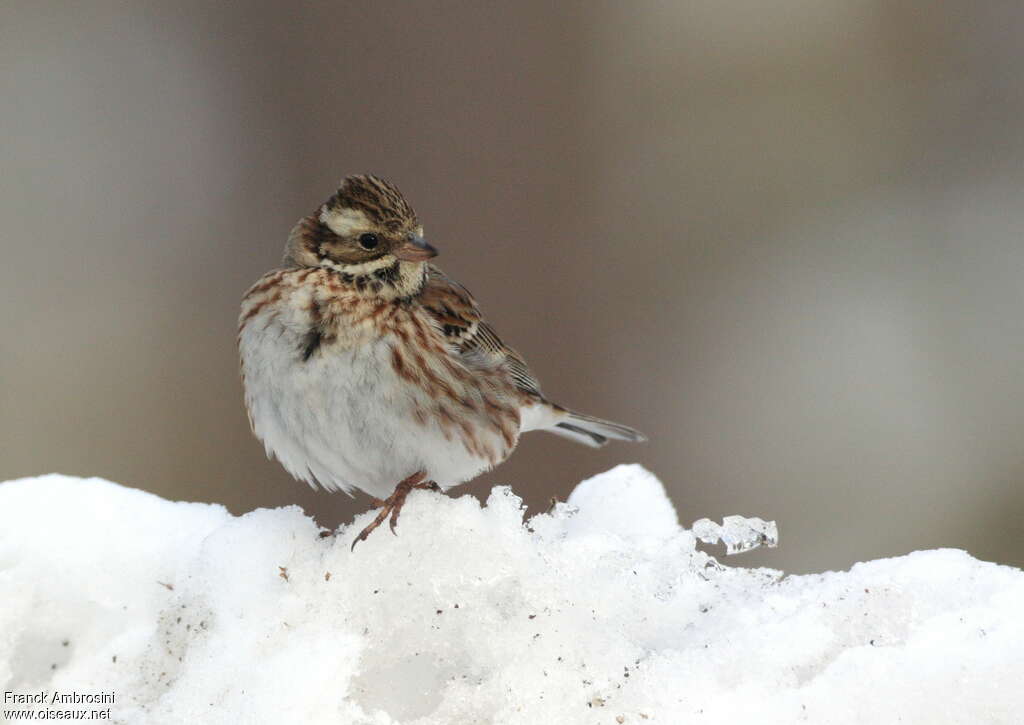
[3, 1, 1023, 573]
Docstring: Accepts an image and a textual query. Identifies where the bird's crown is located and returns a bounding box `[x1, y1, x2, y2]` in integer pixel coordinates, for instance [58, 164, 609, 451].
[323, 174, 419, 233]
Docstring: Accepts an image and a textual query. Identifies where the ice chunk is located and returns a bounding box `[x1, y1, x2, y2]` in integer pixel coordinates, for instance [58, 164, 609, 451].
[692, 514, 779, 554]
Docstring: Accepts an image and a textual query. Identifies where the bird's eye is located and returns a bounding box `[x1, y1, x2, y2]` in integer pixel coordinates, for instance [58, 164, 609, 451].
[358, 233, 380, 250]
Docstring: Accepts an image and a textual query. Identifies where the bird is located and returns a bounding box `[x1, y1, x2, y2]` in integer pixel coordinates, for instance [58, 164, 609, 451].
[238, 174, 645, 547]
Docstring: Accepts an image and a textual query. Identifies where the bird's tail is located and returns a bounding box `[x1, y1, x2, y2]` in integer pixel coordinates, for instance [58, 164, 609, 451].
[544, 407, 647, 449]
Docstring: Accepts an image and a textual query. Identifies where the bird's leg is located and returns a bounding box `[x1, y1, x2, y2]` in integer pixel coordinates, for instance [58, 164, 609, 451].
[351, 471, 440, 550]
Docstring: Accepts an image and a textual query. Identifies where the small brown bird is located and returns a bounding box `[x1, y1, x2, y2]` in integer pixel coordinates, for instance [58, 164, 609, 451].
[238, 175, 644, 546]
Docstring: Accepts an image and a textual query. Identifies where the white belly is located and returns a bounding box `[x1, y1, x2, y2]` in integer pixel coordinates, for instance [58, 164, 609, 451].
[239, 308, 507, 498]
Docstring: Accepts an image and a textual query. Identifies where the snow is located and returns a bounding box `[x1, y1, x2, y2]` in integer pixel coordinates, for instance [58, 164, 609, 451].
[1, 465, 1022, 724]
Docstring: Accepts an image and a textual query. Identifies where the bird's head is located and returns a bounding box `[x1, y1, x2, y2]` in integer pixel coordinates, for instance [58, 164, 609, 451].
[284, 174, 437, 272]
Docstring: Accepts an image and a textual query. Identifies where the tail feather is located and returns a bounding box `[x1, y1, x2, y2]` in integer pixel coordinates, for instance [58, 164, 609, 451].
[546, 409, 647, 448]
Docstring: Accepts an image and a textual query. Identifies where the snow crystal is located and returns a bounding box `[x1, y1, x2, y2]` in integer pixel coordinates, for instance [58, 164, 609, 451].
[1, 466, 1022, 724]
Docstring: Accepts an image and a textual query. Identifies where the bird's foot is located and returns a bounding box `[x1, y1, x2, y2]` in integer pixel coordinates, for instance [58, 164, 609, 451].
[351, 472, 440, 550]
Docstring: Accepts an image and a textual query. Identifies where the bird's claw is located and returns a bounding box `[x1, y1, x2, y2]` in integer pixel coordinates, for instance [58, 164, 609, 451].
[350, 472, 439, 550]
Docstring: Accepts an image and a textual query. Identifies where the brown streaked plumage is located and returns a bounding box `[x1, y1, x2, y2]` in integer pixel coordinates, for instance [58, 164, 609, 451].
[238, 174, 645, 546]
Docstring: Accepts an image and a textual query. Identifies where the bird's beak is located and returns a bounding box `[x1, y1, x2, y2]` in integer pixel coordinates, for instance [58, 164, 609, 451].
[393, 234, 438, 262]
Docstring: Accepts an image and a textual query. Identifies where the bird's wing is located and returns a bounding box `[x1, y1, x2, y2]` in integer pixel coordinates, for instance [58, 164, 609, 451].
[418, 265, 543, 398]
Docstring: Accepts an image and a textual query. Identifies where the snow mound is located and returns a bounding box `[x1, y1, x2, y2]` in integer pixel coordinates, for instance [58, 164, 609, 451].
[1, 465, 1022, 724]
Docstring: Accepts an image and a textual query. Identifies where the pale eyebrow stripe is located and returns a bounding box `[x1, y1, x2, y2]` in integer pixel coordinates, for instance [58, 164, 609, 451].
[320, 208, 370, 237]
